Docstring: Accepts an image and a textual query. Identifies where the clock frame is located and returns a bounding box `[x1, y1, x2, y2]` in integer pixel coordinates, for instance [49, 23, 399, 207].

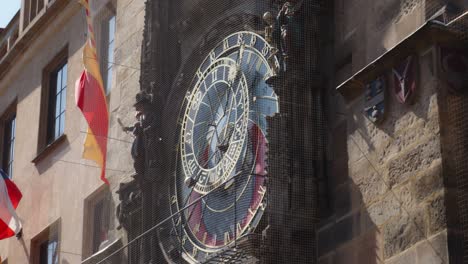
[168, 31, 279, 263]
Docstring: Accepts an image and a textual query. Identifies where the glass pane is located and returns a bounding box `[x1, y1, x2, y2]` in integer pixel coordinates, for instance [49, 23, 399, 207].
[9, 141, 14, 163]
[54, 117, 60, 140]
[109, 16, 116, 42]
[106, 66, 113, 93]
[60, 90, 66, 114]
[7, 163, 13, 179]
[56, 69, 62, 95]
[11, 117, 16, 138]
[59, 114, 65, 136]
[55, 92, 61, 118]
[108, 41, 114, 64]
[48, 240, 58, 264]
[61, 63, 67, 90]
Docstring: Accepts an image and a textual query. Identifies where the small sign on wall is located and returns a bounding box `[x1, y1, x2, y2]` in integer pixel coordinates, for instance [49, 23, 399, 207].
[364, 76, 386, 123]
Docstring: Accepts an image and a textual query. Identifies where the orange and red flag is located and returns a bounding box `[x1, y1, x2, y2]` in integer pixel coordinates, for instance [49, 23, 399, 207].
[75, 0, 109, 184]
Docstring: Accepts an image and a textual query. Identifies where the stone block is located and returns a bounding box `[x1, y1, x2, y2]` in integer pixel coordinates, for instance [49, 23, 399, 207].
[367, 193, 401, 226]
[425, 194, 447, 236]
[416, 231, 448, 264]
[350, 157, 388, 205]
[383, 210, 425, 258]
[411, 160, 443, 203]
[384, 247, 416, 264]
[386, 137, 441, 188]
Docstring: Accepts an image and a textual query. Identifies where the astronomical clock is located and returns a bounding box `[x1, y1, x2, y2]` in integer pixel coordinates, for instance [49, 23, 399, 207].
[126, 0, 322, 263]
[163, 31, 279, 263]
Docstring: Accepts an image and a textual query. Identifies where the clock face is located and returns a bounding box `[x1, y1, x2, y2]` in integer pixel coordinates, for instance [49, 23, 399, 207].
[170, 31, 279, 262]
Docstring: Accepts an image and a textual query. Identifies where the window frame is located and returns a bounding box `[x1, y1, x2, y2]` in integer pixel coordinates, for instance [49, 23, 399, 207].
[23, 0, 46, 29]
[82, 186, 113, 258]
[101, 14, 116, 95]
[96, 4, 116, 96]
[36, 46, 68, 156]
[0, 101, 17, 178]
[30, 219, 61, 264]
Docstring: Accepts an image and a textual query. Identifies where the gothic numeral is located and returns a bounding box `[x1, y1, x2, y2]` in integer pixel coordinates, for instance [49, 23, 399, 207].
[236, 222, 243, 236]
[209, 51, 216, 62]
[211, 69, 218, 82]
[192, 246, 198, 257]
[170, 195, 177, 205]
[223, 39, 230, 50]
[237, 33, 244, 45]
[262, 43, 269, 56]
[249, 35, 257, 47]
[224, 232, 232, 245]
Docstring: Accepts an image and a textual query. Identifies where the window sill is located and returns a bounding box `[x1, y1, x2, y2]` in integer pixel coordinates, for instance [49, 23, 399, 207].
[32, 134, 67, 164]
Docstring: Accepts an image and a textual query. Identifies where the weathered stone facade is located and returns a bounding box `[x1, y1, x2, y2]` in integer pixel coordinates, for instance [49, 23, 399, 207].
[319, 1, 468, 264]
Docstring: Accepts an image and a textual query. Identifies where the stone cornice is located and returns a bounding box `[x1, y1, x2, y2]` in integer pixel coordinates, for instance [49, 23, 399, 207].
[336, 20, 464, 102]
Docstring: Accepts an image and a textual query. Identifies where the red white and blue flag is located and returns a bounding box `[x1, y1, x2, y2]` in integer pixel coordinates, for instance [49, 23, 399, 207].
[0, 170, 22, 239]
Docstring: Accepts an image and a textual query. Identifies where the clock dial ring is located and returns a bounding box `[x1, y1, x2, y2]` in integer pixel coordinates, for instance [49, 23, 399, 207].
[170, 31, 278, 262]
[180, 57, 250, 194]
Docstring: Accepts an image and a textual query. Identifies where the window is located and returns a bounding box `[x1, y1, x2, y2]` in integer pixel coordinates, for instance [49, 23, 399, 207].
[92, 198, 110, 253]
[101, 15, 116, 94]
[47, 62, 67, 145]
[37, 48, 68, 154]
[23, 0, 45, 29]
[39, 237, 59, 264]
[1, 103, 16, 178]
[83, 188, 112, 257]
[31, 220, 60, 264]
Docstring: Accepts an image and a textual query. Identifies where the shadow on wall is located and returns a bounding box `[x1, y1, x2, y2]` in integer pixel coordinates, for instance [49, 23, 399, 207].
[319, 41, 445, 262]
[318, 120, 381, 264]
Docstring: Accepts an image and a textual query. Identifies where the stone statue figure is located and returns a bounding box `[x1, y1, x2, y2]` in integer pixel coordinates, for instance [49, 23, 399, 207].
[264, 0, 305, 86]
[120, 91, 156, 182]
[275, 0, 305, 71]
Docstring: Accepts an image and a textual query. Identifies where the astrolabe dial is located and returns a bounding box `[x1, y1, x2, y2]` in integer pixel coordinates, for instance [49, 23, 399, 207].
[170, 31, 279, 263]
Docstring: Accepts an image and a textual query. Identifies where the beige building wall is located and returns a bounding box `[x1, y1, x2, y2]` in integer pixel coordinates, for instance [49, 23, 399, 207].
[0, 0, 144, 263]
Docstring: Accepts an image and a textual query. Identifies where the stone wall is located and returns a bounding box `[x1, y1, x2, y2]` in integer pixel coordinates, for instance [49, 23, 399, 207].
[319, 0, 452, 263]
[319, 48, 448, 264]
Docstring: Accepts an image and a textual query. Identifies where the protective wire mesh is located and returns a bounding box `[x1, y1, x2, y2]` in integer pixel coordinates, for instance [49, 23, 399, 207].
[78, 0, 328, 263]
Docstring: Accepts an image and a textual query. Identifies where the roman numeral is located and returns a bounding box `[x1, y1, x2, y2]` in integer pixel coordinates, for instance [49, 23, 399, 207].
[236, 222, 243, 236]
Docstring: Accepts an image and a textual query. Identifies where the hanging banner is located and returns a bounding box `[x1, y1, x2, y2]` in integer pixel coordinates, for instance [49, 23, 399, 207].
[392, 55, 418, 104]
